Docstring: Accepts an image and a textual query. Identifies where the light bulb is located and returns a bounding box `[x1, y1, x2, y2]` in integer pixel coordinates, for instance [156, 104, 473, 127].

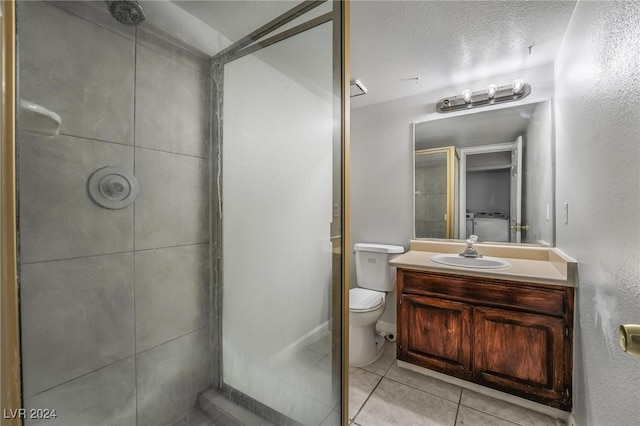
[512, 79, 525, 94]
[462, 89, 472, 103]
[486, 84, 497, 99]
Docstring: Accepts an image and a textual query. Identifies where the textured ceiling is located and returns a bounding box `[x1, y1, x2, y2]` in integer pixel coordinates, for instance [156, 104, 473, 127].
[351, 0, 577, 108]
[170, 1, 577, 108]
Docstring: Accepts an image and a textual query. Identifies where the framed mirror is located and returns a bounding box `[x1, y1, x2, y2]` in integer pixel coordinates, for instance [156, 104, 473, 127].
[413, 100, 554, 246]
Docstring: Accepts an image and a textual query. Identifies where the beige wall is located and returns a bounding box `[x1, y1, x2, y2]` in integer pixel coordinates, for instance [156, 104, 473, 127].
[351, 64, 554, 325]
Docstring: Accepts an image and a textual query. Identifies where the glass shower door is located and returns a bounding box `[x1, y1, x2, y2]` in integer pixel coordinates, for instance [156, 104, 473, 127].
[414, 147, 456, 239]
[214, 5, 344, 425]
[7, 1, 346, 425]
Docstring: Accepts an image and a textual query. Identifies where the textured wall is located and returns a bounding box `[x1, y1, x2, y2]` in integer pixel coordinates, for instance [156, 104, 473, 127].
[17, 2, 213, 424]
[554, 1, 640, 424]
[351, 64, 555, 325]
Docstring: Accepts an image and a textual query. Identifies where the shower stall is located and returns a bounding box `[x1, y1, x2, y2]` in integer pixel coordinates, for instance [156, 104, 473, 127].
[1, 1, 348, 425]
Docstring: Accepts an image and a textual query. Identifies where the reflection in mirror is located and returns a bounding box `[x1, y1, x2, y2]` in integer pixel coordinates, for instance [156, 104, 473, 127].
[414, 100, 554, 246]
[414, 147, 456, 239]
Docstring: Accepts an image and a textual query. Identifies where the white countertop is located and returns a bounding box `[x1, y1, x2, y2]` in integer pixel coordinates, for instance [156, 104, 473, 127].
[390, 240, 577, 287]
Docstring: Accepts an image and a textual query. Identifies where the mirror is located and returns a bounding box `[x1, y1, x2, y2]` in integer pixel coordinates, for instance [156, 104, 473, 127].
[414, 100, 554, 246]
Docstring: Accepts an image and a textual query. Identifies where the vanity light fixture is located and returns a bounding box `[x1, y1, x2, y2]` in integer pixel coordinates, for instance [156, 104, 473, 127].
[462, 89, 472, 103]
[436, 79, 531, 113]
[486, 84, 497, 99]
[512, 78, 525, 94]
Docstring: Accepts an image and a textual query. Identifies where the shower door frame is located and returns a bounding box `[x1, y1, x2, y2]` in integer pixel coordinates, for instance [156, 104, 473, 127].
[0, 0, 351, 423]
[1, 2, 21, 425]
[209, 0, 351, 424]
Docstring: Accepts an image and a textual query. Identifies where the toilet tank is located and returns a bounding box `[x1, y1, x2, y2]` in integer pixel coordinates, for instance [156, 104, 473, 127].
[354, 243, 405, 291]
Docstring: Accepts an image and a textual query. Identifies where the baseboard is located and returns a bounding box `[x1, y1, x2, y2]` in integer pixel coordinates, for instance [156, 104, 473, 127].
[397, 360, 571, 422]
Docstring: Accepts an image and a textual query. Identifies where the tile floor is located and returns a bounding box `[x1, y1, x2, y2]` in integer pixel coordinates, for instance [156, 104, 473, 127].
[173, 407, 217, 426]
[349, 342, 565, 426]
[177, 336, 565, 426]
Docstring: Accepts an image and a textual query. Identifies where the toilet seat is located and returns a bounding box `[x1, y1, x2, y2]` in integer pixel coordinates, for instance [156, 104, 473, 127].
[349, 288, 384, 312]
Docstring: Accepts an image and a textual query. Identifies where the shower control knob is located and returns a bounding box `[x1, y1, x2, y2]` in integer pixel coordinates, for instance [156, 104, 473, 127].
[99, 176, 129, 199]
[88, 166, 139, 209]
[112, 182, 125, 193]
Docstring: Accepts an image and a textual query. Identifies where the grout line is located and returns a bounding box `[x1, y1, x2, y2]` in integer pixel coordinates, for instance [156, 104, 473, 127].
[135, 326, 208, 356]
[456, 387, 463, 424]
[459, 406, 523, 426]
[133, 25, 139, 426]
[351, 370, 383, 423]
[133, 142, 210, 161]
[134, 242, 211, 253]
[21, 242, 211, 266]
[381, 375, 461, 405]
[453, 400, 461, 426]
[55, 132, 210, 160]
[53, 133, 133, 149]
[21, 250, 135, 266]
[457, 404, 534, 426]
[53, 131, 209, 160]
[381, 348, 396, 376]
[24, 356, 134, 400]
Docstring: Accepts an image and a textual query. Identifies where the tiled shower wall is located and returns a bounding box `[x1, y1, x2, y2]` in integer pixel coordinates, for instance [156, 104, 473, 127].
[17, 2, 211, 425]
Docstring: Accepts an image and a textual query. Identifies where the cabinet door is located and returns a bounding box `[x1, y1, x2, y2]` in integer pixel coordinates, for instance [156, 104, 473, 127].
[399, 294, 472, 377]
[473, 306, 569, 409]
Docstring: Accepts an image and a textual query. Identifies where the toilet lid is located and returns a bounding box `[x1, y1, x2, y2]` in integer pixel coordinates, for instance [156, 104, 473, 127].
[350, 288, 384, 312]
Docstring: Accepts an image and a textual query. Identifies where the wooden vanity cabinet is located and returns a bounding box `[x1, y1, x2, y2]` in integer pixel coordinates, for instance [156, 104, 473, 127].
[397, 269, 574, 411]
[401, 295, 472, 376]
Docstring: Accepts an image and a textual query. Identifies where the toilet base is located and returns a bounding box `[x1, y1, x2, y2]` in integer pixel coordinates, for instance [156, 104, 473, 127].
[349, 327, 386, 367]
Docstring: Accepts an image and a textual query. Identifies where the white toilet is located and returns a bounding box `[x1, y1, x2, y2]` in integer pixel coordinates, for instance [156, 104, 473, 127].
[349, 243, 404, 366]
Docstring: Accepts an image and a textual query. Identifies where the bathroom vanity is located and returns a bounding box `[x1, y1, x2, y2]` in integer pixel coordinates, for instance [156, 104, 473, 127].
[391, 241, 577, 411]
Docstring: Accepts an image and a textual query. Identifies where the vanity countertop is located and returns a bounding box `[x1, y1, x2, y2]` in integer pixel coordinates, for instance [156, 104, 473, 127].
[390, 240, 577, 287]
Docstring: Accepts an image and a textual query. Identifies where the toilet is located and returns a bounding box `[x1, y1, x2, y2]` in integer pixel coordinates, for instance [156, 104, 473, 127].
[349, 243, 405, 366]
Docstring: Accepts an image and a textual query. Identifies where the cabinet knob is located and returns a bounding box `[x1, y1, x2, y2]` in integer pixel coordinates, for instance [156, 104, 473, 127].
[618, 324, 640, 358]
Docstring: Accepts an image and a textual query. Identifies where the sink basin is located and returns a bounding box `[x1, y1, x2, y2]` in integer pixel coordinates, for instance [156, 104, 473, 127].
[430, 254, 511, 269]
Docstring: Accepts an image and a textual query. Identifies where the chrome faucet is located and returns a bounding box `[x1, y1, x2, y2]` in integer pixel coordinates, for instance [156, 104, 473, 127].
[460, 235, 483, 258]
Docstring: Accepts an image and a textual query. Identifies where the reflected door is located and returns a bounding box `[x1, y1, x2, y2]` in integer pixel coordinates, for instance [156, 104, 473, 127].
[510, 136, 523, 243]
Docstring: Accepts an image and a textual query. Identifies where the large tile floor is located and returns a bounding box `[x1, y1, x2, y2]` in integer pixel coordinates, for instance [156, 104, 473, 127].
[179, 336, 566, 426]
[349, 342, 565, 426]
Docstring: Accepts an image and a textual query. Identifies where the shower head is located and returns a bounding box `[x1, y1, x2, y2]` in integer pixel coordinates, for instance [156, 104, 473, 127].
[106, 1, 146, 26]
